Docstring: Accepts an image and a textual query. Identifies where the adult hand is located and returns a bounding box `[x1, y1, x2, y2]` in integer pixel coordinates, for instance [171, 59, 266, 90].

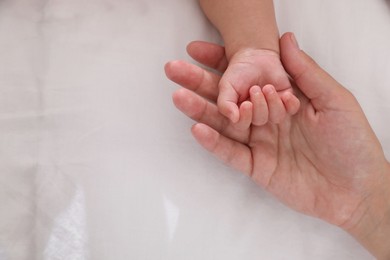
[165, 33, 390, 259]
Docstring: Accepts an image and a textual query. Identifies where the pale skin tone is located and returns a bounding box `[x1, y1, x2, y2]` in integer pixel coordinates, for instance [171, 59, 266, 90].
[165, 33, 390, 260]
[199, 0, 300, 125]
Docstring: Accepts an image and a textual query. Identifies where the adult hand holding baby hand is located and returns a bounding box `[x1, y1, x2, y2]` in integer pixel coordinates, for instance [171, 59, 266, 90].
[165, 32, 390, 260]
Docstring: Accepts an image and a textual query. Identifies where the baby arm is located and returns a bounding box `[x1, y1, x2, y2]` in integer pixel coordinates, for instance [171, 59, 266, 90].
[199, 0, 299, 124]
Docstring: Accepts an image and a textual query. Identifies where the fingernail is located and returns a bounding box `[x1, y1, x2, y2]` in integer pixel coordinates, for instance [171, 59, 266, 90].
[290, 33, 300, 49]
[250, 85, 261, 95]
[263, 84, 275, 95]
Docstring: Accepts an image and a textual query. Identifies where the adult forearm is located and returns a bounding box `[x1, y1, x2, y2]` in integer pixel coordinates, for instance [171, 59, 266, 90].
[199, 0, 280, 60]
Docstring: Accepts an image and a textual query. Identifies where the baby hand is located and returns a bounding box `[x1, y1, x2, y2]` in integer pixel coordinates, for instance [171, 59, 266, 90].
[218, 49, 300, 125]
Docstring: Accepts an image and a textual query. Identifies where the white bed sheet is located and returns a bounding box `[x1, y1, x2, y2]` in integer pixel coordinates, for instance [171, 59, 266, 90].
[1, 0, 389, 259]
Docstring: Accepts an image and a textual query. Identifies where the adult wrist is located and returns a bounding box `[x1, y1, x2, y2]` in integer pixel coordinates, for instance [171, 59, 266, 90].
[346, 161, 390, 259]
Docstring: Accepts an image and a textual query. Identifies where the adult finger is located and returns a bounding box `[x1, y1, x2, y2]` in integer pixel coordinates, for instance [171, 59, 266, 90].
[172, 87, 225, 130]
[186, 41, 228, 73]
[165, 60, 219, 101]
[172, 88, 248, 143]
[280, 32, 347, 111]
[191, 123, 252, 175]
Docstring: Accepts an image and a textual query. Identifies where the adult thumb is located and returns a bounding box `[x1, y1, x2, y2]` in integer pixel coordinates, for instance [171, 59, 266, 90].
[280, 32, 346, 110]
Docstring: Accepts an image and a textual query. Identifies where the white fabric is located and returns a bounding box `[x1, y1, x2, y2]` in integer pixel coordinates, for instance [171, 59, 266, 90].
[0, 0, 389, 259]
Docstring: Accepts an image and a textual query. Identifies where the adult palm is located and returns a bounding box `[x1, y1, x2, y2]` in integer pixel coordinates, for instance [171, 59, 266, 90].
[165, 33, 389, 230]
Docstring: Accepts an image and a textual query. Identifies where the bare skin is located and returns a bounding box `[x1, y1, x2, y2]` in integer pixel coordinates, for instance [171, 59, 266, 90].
[165, 33, 390, 259]
[199, 0, 299, 124]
